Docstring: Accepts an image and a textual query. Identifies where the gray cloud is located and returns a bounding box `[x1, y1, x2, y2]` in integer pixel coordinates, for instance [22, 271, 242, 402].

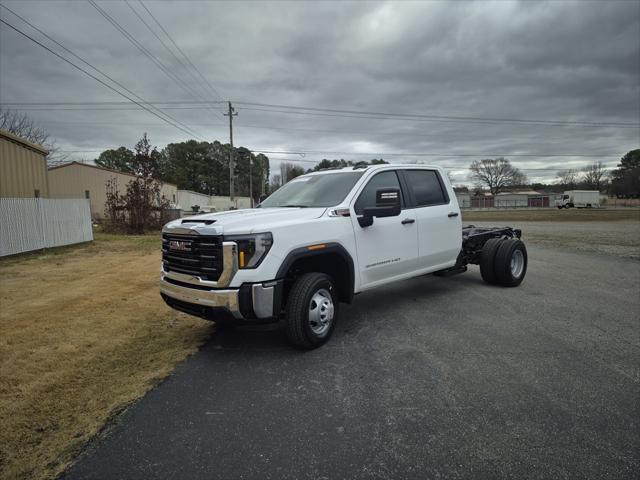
[1, 0, 638, 184]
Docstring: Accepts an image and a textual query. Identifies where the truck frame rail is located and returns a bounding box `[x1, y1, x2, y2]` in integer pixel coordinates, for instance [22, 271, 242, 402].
[459, 225, 522, 266]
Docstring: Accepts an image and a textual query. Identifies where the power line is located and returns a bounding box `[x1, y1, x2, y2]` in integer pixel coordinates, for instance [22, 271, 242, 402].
[0, 4, 205, 140]
[88, 0, 208, 106]
[123, 0, 224, 120]
[234, 101, 640, 128]
[4, 106, 221, 111]
[37, 119, 596, 142]
[138, 0, 225, 102]
[5, 99, 637, 129]
[238, 106, 640, 129]
[124, 0, 211, 99]
[250, 149, 622, 158]
[0, 101, 225, 106]
[0, 15, 206, 140]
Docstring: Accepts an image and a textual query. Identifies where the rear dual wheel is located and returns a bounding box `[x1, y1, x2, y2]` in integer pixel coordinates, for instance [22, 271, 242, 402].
[480, 238, 527, 287]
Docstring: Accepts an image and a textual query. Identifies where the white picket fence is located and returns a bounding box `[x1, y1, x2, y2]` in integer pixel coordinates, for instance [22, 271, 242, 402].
[0, 198, 93, 256]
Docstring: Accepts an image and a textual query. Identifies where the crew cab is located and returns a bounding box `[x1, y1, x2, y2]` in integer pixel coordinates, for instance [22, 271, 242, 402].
[160, 164, 527, 349]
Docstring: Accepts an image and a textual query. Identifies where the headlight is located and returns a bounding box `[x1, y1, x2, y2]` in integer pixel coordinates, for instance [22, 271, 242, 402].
[225, 232, 273, 269]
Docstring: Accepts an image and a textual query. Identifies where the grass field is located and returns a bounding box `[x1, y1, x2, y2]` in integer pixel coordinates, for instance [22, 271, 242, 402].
[0, 233, 213, 480]
[462, 209, 640, 260]
[462, 208, 639, 223]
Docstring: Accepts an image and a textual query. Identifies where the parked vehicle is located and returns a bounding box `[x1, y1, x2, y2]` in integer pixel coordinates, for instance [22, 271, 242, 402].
[555, 190, 601, 209]
[160, 164, 528, 349]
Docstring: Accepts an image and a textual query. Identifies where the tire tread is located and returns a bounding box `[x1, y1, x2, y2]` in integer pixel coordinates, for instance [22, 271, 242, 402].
[480, 238, 502, 285]
[285, 272, 336, 349]
[494, 239, 528, 287]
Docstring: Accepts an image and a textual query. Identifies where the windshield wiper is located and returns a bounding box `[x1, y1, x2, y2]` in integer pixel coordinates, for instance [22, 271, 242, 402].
[280, 204, 309, 208]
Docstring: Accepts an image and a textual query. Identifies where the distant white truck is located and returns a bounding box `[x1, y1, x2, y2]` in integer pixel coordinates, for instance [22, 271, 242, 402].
[555, 190, 601, 209]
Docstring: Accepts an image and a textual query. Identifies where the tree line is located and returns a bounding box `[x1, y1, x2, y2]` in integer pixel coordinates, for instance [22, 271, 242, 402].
[270, 158, 388, 191]
[466, 150, 639, 197]
[95, 135, 270, 201]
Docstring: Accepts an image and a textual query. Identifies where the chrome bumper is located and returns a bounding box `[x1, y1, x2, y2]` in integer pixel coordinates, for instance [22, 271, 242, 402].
[160, 276, 280, 321]
[161, 222, 280, 321]
[160, 277, 242, 317]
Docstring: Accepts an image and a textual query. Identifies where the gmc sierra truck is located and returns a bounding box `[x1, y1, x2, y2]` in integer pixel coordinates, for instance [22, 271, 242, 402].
[160, 164, 527, 349]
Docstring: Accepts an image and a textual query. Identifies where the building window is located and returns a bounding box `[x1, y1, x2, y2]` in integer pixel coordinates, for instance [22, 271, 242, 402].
[34, 189, 40, 198]
[85, 190, 90, 199]
[172, 194, 176, 202]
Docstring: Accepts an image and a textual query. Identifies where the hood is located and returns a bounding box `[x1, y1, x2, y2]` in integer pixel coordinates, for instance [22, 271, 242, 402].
[164, 207, 326, 235]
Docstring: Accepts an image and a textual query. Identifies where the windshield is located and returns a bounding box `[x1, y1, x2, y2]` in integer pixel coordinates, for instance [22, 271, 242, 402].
[260, 172, 364, 208]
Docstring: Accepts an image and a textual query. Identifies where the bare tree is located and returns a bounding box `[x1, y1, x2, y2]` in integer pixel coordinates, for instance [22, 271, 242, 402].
[269, 174, 282, 194]
[0, 108, 68, 164]
[581, 161, 608, 191]
[446, 170, 455, 183]
[468, 158, 527, 195]
[279, 162, 305, 183]
[557, 169, 579, 189]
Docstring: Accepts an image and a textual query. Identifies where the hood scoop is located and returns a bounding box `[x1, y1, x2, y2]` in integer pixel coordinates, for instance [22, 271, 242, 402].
[181, 219, 216, 225]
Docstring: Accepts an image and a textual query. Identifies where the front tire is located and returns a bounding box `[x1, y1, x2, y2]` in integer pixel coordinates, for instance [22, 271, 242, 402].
[285, 273, 339, 349]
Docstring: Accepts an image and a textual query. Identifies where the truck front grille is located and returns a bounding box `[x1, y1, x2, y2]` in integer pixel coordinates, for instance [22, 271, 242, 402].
[162, 233, 223, 281]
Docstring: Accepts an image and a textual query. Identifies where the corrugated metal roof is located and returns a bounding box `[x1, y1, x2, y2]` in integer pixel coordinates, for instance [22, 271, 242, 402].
[48, 161, 178, 187]
[0, 129, 49, 155]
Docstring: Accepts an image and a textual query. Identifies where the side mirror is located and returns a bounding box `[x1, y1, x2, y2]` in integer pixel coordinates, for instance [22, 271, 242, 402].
[358, 188, 402, 227]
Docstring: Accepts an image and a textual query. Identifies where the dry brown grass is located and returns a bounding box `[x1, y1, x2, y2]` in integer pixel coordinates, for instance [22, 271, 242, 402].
[0, 233, 213, 480]
[462, 208, 640, 223]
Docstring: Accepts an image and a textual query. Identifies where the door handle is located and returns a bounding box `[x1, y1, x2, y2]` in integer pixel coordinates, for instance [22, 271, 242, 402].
[447, 212, 459, 218]
[401, 218, 415, 225]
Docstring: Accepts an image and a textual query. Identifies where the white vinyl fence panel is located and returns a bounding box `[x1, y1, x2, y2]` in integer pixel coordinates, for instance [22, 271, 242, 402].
[0, 198, 93, 256]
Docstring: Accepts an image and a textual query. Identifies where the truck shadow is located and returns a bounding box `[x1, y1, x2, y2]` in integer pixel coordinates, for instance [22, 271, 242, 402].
[206, 272, 484, 352]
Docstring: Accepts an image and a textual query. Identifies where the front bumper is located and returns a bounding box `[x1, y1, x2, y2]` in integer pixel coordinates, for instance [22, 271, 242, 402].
[161, 222, 281, 322]
[160, 275, 282, 322]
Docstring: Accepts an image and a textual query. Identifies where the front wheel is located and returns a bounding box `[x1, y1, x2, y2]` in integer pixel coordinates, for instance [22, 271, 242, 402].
[284, 273, 339, 349]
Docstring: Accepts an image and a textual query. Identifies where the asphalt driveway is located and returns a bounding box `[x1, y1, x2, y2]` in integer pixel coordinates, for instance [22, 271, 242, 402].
[63, 245, 640, 480]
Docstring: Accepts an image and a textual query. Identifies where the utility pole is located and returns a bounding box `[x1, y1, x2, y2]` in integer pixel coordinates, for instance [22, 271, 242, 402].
[224, 101, 237, 203]
[249, 155, 253, 207]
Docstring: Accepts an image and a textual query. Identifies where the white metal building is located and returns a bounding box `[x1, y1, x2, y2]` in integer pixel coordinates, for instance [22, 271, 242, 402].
[176, 190, 252, 212]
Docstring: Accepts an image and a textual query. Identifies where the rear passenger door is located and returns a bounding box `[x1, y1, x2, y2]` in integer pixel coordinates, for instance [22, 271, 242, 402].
[401, 169, 461, 270]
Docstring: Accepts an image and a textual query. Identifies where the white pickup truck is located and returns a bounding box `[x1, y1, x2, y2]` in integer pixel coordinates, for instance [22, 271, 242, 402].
[161, 164, 527, 349]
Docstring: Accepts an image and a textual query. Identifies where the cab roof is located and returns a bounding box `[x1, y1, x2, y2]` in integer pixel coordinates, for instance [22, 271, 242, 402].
[306, 163, 443, 176]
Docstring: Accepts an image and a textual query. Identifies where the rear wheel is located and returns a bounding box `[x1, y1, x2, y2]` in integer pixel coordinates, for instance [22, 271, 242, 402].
[284, 272, 338, 349]
[480, 238, 502, 285]
[494, 239, 528, 287]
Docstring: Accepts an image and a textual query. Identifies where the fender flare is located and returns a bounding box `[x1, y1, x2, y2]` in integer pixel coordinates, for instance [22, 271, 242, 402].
[276, 242, 355, 303]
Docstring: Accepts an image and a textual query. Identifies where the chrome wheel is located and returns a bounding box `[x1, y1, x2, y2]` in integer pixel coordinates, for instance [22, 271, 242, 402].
[510, 249, 524, 278]
[308, 288, 334, 336]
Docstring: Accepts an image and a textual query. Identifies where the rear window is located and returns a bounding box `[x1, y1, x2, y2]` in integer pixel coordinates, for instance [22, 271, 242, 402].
[404, 170, 448, 207]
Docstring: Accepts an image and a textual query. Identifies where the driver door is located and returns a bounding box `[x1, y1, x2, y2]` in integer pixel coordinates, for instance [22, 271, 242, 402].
[350, 170, 418, 289]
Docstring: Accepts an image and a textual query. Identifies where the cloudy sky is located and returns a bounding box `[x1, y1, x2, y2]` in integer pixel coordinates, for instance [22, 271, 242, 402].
[1, 0, 638, 184]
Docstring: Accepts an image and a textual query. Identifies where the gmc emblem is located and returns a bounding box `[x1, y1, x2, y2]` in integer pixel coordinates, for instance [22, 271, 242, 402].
[169, 240, 191, 252]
